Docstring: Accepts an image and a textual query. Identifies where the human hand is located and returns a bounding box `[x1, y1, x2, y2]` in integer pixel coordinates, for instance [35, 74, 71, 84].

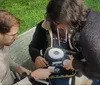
[63, 55, 74, 70]
[31, 68, 53, 79]
[35, 56, 49, 68]
[82, 79, 92, 85]
[17, 66, 32, 75]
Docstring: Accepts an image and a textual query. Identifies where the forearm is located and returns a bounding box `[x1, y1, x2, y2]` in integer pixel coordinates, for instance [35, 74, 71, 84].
[29, 46, 41, 62]
[72, 59, 100, 79]
[29, 21, 47, 62]
[10, 57, 20, 72]
[72, 59, 84, 70]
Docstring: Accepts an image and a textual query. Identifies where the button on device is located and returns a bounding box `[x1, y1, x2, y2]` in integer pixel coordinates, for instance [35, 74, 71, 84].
[63, 59, 70, 65]
[54, 68, 60, 73]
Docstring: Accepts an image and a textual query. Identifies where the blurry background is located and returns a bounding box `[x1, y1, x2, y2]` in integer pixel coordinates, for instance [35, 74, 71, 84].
[0, 0, 100, 34]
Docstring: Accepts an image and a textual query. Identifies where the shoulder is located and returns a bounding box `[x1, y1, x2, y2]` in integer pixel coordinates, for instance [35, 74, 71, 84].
[87, 11, 100, 22]
[81, 11, 100, 36]
[42, 20, 51, 30]
[85, 11, 100, 27]
[36, 20, 50, 31]
[80, 11, 100, 55]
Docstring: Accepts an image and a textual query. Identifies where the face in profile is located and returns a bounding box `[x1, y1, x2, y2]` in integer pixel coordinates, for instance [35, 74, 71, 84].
[0, 24, 19, 46]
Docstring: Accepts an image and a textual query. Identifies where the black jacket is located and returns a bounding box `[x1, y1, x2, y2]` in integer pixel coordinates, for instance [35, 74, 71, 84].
[29, 20, 80, 62]
[29, 21, 48, 62]
[29, 11, 100, 79]
[73, 11, 100, 79]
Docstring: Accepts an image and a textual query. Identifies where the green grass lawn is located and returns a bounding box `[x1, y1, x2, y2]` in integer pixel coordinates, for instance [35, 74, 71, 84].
[84, 0, 100, 11]
[0, 0, 100, 34]
[0, 0, 48, 34]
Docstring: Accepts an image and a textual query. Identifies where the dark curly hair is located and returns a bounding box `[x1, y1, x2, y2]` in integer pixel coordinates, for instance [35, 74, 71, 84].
[0, 10, 20, 34]
[46, 0, 90, 33]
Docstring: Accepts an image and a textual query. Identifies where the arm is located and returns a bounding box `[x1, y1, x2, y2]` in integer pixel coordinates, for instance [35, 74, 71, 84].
[14, 68, 52, 85]
[72, 15, 100, 79]
[10, 55, 20, 72]
[65, 26, 100, 79]
[29, 20, 47, 62]
[72, 59, 100, 79]
[29, 21, 49, 68]
[64, 53, 100, 79]
[10, 56, 32, 75]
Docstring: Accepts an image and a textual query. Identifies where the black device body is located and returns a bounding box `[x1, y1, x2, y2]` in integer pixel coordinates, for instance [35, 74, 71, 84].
[44, 47, 75, 77]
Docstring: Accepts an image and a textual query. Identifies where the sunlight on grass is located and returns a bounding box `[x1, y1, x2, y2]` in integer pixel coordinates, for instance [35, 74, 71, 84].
[84, 0, 100, 11]
[0, 0, 48, 34]
[0, 0, 100, 34]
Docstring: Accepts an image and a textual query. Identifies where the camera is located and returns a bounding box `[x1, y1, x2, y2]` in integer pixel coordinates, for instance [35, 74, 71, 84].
[44, 47, 75, 78]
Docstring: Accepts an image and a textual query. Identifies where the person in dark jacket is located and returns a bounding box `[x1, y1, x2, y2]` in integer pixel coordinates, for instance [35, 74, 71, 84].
[29, 20, 73, 85]
[29, 0, 93, 85]
[75, 11, 100, 85]
[29, 0, 100, 85]
[41, 0, 100, 85]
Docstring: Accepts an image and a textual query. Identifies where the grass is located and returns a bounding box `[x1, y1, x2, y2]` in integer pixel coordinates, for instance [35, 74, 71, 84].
[84, 0, 100, 11]
[0, 0, 100, 34]
[0, 0, 48, 34]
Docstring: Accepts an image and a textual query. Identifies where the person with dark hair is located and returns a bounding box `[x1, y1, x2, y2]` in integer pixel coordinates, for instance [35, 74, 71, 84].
[29, 0, 100, 85]
[0, 9, 52, 85]
[45, 0, 100, 85]
[29, 0, 92, 85]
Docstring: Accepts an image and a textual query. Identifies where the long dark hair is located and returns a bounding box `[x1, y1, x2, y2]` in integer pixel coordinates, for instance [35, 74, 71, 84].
[46, 0, 89, 34]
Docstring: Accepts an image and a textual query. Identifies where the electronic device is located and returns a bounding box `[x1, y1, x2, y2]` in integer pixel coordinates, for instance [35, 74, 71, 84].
[44, 47, 76, 78]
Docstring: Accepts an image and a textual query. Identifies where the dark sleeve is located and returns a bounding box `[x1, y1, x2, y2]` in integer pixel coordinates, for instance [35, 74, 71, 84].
[29, 21, 47, 62]
[72, 59, 100, 79]
[72, 33, 100, 79]
[72, 11, 100, 79]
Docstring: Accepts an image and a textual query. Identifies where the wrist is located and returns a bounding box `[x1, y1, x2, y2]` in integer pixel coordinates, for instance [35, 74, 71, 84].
[28, 73, 35, 83]
[17, 65, 22, 72]
[72, 59, 81, 70]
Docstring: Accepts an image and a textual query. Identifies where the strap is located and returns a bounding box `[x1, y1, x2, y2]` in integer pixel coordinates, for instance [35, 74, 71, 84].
[71, 76, 75, 85]
[48, 28, 53, 48]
